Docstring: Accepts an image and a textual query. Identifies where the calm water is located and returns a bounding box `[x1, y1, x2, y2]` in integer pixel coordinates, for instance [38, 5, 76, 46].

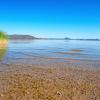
[0, 40, 100, 65]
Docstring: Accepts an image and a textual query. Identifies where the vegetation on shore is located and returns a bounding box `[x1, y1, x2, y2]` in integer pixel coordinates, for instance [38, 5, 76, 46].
[0, 31, 8, 48]
[0, 31, 8, 40]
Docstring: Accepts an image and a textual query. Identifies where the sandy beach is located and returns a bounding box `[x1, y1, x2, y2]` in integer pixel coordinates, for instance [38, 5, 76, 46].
[0, 62, 100, 100]
[0, 40, 8, 49]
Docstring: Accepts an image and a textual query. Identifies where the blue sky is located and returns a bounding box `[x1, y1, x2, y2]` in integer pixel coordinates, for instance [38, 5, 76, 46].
[0, 0, 100, 38]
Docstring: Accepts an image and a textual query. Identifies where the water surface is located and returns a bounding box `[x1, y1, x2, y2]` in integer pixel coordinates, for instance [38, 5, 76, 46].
[0, 40, 100, 66]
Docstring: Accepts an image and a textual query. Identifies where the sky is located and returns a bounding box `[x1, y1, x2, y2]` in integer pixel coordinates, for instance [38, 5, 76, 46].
[0, 0, 100, 38]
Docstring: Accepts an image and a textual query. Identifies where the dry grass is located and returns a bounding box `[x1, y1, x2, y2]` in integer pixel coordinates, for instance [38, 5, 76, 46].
[0, 64, 100, 100]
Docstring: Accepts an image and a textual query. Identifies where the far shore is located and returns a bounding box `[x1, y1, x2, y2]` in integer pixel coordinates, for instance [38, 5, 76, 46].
[8, 35, 100, 41]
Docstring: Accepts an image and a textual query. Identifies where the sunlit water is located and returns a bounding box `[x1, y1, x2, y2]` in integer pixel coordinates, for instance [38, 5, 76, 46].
[0, 40, 100, 66]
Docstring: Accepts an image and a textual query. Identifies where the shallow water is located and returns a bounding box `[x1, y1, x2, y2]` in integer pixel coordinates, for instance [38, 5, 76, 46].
[0, 40, 100, 66]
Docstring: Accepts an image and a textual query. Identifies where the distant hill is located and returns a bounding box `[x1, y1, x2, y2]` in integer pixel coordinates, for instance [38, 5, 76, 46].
[8, 35, 100, 41]
[8, 35, 37, 40]
[8, 35, 65, 40]
[64, 37, 71, 40]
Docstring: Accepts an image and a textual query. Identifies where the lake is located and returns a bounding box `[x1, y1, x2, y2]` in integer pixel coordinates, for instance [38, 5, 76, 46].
[0, 40, 100, 67]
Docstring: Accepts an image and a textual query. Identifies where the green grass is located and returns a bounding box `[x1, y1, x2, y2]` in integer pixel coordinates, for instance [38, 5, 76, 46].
[0, 31, 8, 40]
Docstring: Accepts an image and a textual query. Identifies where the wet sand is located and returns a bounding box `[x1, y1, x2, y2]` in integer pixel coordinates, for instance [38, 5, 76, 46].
[56, 49, 84, 55]
[0, 61, 100, 100]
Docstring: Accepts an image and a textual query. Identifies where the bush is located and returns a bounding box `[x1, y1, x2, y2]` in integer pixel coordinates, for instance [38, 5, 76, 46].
[0, 31, 8, 40]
